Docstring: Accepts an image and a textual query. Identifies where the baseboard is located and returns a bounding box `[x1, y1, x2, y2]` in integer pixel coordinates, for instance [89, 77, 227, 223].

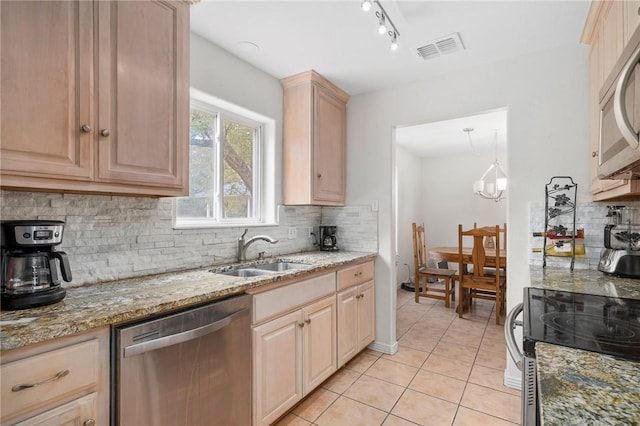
[504, 370, 522, 390]
[368, 340, 398, 355]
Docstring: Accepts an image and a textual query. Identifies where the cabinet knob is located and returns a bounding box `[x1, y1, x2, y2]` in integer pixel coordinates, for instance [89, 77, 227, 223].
[298, 322, 305, 328]
[592, 151, 598, 158]
[83, 420, 96, 426]
[305, 319, 311, 324]
[317, 173, 322, 179]
[100, 129, 110, 137]
[81, 124, 91, 133]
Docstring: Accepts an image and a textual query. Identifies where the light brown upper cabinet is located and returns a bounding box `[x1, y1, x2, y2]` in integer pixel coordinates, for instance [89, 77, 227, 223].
[583, 0, 640, 200]
[0, 0, 189, 197]
[282, 70, 349, 206]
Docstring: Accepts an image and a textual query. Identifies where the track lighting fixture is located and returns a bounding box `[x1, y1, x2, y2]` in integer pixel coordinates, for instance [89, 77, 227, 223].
[362, 0, 400, 51]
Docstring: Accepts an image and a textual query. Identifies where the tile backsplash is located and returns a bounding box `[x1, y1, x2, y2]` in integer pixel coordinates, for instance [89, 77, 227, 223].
[0, 191, 378, 286]
[529, 201, 640, 270]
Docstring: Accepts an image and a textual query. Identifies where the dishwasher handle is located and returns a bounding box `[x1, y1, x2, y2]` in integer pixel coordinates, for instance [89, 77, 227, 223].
[504, 302, 524, 371]
[123, 308, 249, 358]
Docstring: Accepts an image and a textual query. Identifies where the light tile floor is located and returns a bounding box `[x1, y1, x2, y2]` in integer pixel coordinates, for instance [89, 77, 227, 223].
[274, 289, 521, 426]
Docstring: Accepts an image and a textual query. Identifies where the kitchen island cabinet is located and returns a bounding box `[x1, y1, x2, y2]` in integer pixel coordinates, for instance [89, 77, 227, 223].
[0, 0, 189, 197]
[281, 70, 349, 206]
[0, 327, 109, 426]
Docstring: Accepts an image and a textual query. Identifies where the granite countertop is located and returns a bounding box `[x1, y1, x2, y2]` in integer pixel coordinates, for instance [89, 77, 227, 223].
[536, 343, 640, 426]
[0, 251, 376, 351]
[529, 267, 640, 426]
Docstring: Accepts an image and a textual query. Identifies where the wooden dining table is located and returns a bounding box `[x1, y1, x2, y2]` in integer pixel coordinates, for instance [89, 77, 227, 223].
[429, 246, 507, 269]
[429, 246, 507, 314]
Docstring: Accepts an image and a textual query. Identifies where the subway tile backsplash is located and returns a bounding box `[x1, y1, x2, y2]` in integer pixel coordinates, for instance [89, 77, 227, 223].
[1, 191, 378, 286]
[529, 201, 640, 270]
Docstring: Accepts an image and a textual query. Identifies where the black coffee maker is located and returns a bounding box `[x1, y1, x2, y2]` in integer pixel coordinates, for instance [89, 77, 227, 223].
[319, 225, 338, 251]
[1, 220, 71, 309]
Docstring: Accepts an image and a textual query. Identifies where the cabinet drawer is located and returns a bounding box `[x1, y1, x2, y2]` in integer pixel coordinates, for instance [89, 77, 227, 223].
[1, 339, 99, 421]
[337, 261, 374, 291]
[253, 273, 336, 324]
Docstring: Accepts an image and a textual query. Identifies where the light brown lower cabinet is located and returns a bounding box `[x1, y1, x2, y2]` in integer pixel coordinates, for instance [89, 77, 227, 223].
[252, 295, 337, 426]
[0, 327, 109, 426]
[337, 280, 375, 367]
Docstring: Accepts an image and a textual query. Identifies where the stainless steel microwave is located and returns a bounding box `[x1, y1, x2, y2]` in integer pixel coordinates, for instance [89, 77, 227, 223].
[599, 27, 640, 179]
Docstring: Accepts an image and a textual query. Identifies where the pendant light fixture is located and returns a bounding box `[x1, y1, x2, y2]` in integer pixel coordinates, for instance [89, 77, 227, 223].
[468, 129, 507, 202]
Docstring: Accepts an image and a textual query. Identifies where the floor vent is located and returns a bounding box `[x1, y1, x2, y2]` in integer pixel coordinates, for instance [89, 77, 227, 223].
[417, 32, 465, 60]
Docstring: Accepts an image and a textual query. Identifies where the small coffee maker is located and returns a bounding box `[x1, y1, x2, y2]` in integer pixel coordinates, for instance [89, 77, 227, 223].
[319, 225, 338, 251]
[1, 220, 71, 309]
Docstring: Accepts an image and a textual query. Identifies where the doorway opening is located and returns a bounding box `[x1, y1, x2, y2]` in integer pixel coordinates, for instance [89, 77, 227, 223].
[393, 108, 508, 288]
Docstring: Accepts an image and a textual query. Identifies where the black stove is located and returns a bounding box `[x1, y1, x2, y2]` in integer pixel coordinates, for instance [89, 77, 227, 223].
[523, 287, 640, 361]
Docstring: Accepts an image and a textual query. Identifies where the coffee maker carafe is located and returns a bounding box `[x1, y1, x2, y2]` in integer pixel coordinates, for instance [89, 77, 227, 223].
[319, 225, 338, 251]
[1, 220, 71, 309]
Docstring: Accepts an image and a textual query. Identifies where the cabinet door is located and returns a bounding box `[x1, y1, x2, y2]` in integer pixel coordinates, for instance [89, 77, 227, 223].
[625, 0, 640, 45]
[589, 32, 604, 194]
[16, 393, 97, 426]
[96, 0, 188, 189]
[0, 1, 93, 180]
[601, 1, 624, 81]
[313, 86, 346, 204]
[302, 296, 337, 393]
[337, 287, 358, 367]
[253, 310, 302, 426]
[357, 281, 375, 351]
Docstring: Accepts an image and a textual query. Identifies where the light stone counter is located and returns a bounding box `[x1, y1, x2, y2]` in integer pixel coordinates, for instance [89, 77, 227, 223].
[0, 251, 376, 351]
[529, 267, 640, 425]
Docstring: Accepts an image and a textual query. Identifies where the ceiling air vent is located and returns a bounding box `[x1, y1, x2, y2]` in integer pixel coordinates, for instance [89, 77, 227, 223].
[417, 32, 465, 60]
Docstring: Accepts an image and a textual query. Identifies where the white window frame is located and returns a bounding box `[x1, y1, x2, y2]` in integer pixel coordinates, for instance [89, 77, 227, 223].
[174, 88, 276, 229]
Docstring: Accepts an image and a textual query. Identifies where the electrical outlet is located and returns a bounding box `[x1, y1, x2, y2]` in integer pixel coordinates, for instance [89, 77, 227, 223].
[371, 199, 379, 212]
[288, 227, 297, 239]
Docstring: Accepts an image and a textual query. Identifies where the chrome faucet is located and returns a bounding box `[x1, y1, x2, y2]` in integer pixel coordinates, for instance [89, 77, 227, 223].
[237, 229, 278, 262]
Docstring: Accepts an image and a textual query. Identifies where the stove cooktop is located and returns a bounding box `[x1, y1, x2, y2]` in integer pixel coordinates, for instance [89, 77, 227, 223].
[523, 287, 640, 361]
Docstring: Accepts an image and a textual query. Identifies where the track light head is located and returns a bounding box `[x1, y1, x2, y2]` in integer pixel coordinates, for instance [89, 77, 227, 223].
[377, 13, 387, 34]
[390, 31, 398, 50]
[361, 0, 372, 12]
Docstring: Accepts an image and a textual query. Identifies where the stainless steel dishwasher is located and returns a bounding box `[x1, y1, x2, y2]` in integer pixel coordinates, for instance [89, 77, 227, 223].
[113, 294, 251, 426]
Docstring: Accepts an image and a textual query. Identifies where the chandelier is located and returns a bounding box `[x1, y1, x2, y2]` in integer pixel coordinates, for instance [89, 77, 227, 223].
[466, 128, 507, 202]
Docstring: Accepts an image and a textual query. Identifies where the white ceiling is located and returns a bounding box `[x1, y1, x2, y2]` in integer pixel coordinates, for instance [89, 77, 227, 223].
[395, 109, 507, 158]
[190, 0, 590, 156]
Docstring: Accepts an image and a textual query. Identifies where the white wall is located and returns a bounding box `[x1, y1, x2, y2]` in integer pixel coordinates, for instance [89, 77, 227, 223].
[347, 44, 590, 377]
[421, 149, 507, 248]
[395, 145, 423, 286]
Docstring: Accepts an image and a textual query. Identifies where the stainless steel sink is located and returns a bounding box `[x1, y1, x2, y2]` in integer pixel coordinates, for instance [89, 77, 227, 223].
[219, 268, 272, 277]
[253, 262, 309, 272]
[213, 261, 310, 277]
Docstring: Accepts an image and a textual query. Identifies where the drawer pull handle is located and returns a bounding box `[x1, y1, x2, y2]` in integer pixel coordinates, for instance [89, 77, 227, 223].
[11, 369, 70, 392]
[354, 271, 363, 277]
[84, 420, 96, 426]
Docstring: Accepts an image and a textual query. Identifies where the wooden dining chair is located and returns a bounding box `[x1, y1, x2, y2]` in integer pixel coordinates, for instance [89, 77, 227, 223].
[412, 223, 457, 308]
[457, 224, 506, 324]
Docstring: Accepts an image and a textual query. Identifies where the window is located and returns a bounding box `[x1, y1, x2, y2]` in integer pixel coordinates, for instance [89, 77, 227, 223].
[175, 89, 276, 228]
